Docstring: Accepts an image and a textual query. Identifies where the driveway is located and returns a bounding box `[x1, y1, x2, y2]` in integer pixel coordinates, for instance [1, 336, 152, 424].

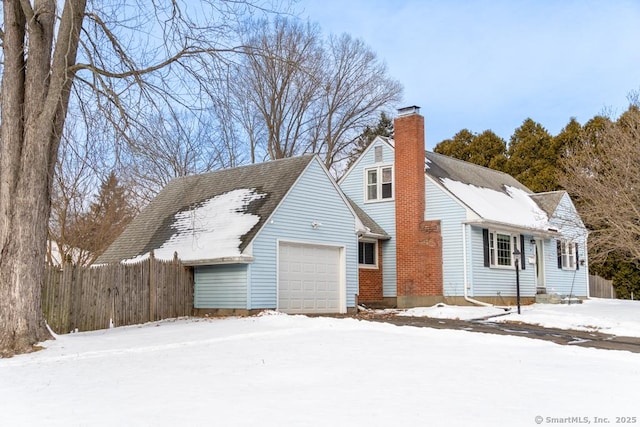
[350, 311, 640, 353]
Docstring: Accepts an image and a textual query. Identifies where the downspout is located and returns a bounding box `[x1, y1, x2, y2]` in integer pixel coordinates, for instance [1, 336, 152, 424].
[462, 223, 510, 310]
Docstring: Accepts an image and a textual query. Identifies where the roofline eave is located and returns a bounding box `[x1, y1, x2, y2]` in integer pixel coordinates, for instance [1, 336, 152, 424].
[181, 255, 256, 266]
[464, 219, 560, 238]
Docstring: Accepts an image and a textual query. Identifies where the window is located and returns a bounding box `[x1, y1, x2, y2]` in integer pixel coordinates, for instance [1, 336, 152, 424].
[559, 240, 577, 270]
[484, 229, 522, 269]
[365, 166, 393, 201]
[358, 241, 377, 268]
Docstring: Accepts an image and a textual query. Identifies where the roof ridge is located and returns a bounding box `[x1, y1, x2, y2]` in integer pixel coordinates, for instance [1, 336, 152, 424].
[171, 155, 315, 183]
[425, 150, 519, 182]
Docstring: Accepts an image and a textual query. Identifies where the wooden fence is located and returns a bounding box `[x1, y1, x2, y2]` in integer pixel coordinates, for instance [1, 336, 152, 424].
[589, 274, 616, 299]
[42, 254, 193, 334]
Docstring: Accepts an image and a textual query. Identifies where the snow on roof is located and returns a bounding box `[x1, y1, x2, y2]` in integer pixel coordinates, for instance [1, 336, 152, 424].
[441, 179, 550, 230]
[124, 188, 265, 263]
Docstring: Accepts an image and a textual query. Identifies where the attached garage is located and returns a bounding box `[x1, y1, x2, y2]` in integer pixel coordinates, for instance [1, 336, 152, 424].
[278, 241, 345, 314]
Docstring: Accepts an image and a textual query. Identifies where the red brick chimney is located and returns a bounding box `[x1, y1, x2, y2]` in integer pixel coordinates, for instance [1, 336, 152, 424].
[394, 106, 443, 307]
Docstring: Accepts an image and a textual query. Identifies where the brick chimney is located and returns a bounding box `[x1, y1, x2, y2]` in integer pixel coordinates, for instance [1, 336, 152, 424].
[394, 106, 443, 307]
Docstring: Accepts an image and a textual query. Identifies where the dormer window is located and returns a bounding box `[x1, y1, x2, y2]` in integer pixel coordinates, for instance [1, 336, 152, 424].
[365, 166, 393, 202]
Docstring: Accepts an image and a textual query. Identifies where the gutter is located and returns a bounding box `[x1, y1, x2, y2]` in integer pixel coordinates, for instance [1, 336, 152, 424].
[182, 256, 256, 266]
[464, 219, 559, 239]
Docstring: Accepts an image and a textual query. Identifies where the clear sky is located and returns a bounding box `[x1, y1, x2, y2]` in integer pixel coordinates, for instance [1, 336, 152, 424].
[295, 0, 640, 150]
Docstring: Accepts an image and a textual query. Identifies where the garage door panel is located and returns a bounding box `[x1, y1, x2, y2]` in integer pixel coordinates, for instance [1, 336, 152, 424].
[278, 242, 341, 314]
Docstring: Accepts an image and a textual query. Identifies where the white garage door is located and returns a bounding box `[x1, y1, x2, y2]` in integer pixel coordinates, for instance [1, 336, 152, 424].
[278, 242, 342, 314]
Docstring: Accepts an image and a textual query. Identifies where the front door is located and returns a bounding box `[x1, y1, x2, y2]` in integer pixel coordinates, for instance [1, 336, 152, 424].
[534, 238, 545, 292]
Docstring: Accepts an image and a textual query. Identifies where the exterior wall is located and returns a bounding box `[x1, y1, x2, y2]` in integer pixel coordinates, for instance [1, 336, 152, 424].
[395, 111, 443, 304]
[544, 194, 589, 296]
[339, 139, 397, 298]
[250, 158, 358, 310]
[469, 227, 537, 298]
[194, 264, 247, 308]
[424, 179, 466, 297]
[358, 240, 384, 302]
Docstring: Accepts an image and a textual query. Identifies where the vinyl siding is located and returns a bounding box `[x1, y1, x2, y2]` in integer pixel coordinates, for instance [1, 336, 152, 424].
[470, 227, 537, 297]
[424, 179, 466, 296]
[194, 264, 247, 308]
[544, 194, 589, 296]
[339, 139, 397, 297]
[250, 158, 358, 309]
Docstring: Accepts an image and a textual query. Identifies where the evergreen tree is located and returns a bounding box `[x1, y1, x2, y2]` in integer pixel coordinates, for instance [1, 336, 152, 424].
[346, 112, 394, 169]
[434, 129, 507, 170]
[68, 172, 136, 263]
[505, 119, 559, 192]
[469, 130, 507, 170]
[555, 117, 583, 158]
[590, 253, 640, 300]
[434, 129, 474, 161]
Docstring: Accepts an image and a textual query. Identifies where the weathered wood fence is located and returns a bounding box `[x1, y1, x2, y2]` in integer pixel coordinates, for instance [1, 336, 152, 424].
[589, 274, 616, 299]
[42, 254, 193, 334]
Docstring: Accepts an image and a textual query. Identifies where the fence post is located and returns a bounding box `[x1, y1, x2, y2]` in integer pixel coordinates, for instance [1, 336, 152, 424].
[149, 250, 156, 322]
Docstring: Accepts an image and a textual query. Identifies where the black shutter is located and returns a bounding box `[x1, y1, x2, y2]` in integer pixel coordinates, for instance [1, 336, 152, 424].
[556, 240, 562, 269]
[483, 229, 490, 267]
[520, 235, 526, 270]
[575, 243, 580, 270]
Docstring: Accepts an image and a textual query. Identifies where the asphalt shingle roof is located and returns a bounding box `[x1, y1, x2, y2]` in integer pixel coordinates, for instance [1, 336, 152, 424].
[97, 155, 315, 264]
[424, 151, 531, 194]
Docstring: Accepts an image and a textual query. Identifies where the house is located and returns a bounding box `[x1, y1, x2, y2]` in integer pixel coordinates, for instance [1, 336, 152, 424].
[97, 155, 367, 315]
[100, 106, 589, 314]
[339, 106, 589, 307]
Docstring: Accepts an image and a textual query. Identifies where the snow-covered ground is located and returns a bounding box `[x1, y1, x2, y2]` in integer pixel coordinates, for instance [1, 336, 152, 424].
[1, 299, 639, 427]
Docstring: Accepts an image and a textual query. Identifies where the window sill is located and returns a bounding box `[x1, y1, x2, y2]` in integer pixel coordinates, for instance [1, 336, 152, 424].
[359, 264, 379, 270]
[363, 198, 394, 204]
[488, 265, 516, 271]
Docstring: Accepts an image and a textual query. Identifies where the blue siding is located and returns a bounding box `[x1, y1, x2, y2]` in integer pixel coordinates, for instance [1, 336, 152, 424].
[339, 139, 397, 297]
[424, 179, 467, 296]
[543, 194, 589, 296]
[469, 227, 537, 297]
[194, 264, 247, 308]
[250, 158, 358, 309]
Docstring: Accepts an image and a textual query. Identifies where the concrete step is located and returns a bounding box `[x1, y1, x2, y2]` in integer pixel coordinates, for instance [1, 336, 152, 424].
[535, 293, 562, 304]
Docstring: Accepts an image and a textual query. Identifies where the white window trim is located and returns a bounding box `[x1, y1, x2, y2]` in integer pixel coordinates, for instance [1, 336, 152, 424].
[358, 240, 378, 269]
[488, 230, 521, 270]
[561, 240, 577, 270]
[364, 165, 394, 203]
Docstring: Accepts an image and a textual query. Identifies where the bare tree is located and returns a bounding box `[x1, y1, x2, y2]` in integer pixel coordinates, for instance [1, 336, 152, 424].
[49, 111, 106, 266]
[124, 111, 239, 203]
[0, 1, 283, 357]
[560, 104, 640, 265]
[314, 33, 402, 173]
[238, 17, 324, 161]
[230, 18, 402, 173]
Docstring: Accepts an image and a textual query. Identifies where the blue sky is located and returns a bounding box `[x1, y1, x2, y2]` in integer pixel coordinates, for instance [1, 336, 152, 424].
[295, 0, 640, 149]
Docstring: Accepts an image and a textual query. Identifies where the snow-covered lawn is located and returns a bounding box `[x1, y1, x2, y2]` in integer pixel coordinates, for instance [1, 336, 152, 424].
[1, 299, 639, 427]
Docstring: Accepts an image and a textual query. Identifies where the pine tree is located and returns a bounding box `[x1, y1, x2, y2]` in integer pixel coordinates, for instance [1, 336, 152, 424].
[434, 129, 474, 161]
[469, 130, 507, 170]
[505, 119, 559, 192]
[434, 129, 507, 170]
[345, 112, 394, 169]
[68, 172, 136, 263]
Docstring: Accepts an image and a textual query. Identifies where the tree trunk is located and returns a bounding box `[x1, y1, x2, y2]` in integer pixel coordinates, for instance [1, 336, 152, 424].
[0, 0, 86, 357]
